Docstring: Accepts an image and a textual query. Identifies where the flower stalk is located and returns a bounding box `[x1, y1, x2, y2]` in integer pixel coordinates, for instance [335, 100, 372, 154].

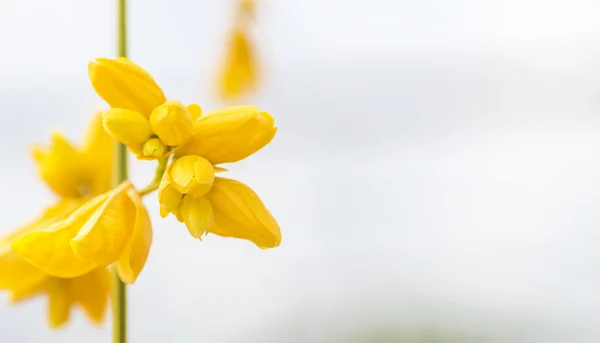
[112, 0, 128, 342]
[139, 158, 169, 196]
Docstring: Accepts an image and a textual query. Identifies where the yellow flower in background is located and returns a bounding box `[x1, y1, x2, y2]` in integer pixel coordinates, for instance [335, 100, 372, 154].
[218, 0, 259, 100]
[159, 106, 281, 249]
[0, 114, 112, 328]
[13, 181, 152, 285]
[89, 58, 202, 159]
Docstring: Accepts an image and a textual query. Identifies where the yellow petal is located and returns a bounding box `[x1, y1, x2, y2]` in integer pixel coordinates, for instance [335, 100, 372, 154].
[187, 103, 202, 121]
[167, 155, 215, 196]
[32, 133, 90, 198]
[149, 100, 195, 146]
[117, 189, 153, 284]
[206, 177, 280, 248]
[12, 196, 108, 278]
[0, 200, 81, 290]
[9, 277, 48, 303]
[70, 182, 135, 266]
[69, 268, 110, 324]
[180, 195, 213, 239]
[103, 108, 154, 145]
[89, 58, 166, 117]
[82, 112, 114, 195]
[47, 278, 71, 328]
[158, 180, 183, 218]
[177, 107, 276, 164]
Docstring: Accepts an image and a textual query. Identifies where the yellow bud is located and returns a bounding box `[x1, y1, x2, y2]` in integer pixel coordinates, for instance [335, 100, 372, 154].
[158, 181, 183, 218]
[180, 195, 213, 239]
[187, 103, 202, 121]
[103, 109, 153, 145]
[142, 138, 166, 157]
[167, 156, 214, 197]
[149, 100, 194, 146]
[88, 58, 166, 117]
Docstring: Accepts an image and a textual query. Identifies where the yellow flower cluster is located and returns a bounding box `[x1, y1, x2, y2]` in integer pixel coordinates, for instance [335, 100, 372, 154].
[0, 56, 280, 327]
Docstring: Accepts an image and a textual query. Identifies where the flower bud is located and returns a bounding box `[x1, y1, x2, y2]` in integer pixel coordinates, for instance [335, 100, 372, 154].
[187, 103, 202, 121]
[89, 58, 166, 117]
[150, 101, 195, 146]
[180, 195, 213, 239]
[142, 138, 166, 157]
[167, 156, 214, 197]
[103, 109, 153, 145]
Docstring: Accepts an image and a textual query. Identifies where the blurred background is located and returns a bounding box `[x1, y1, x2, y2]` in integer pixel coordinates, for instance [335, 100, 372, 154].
[2, 0, 600, 341]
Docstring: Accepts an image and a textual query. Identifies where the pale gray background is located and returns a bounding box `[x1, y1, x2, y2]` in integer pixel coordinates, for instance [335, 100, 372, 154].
[1, 0, 600, 342]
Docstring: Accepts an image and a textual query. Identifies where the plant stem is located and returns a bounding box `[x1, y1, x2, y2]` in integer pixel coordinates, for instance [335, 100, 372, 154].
[112, 0, 128, 342]
[139, 158, 169, 196]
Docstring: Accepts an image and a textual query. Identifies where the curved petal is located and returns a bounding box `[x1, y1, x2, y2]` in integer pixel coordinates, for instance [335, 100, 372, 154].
[69, 268, 110, 324]
[180, 195, 213, 239]
[31, 133, 89, 198]
[0, 200, 81, 290]
[117, 189, 153, 284]
[88, 58, 166, 117]
[47, 278, 71, 328]
[206, 177, 280, 248]
[158, 180, 183, 218]
[103, 108, 154, 145]
[12, 195, 108, 278]
[82, 112, 114, 195]
[9, 277, 48, 303]
[178, 107, 276, 164]
[70, 182, 135, 266]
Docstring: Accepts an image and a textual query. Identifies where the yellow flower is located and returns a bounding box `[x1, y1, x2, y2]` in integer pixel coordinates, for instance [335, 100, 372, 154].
[89, 58, 201, 159]
[89, 57, 279, 248]
[217, 0, 258, 100]
[158, 106, 280, 248]
[218, 27, 258, 101]
[12, 181, 152, 285]
[0, 114, 113, 328]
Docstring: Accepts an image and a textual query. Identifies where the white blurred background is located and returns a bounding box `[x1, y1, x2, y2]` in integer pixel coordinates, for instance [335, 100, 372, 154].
[2, 0, 600, 342]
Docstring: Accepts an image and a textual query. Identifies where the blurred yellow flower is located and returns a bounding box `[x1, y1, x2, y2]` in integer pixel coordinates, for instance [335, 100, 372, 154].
[0, 114, 112, 328]
[159, 106, 281, 248]
[13, 181, 152, 285]
[218, 0, 259, 100]
[89, 58, 202, 159]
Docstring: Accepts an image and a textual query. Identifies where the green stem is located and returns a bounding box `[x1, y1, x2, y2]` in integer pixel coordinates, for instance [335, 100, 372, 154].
[139, 157, 169, 196]
[112, 0, 128, 342]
